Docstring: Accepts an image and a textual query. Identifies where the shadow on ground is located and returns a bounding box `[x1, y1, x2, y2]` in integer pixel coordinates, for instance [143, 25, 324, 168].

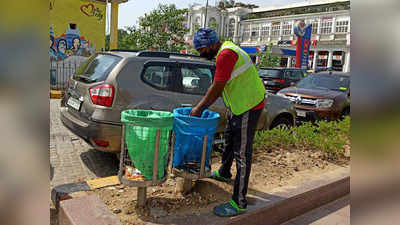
[50, 164, 54, 181]
[80, 149, 119, 177]
[50, 207, 57, 225]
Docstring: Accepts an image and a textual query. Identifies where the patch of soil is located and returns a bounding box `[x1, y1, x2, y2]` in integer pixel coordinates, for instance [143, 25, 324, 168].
[91, 145, 350, 225]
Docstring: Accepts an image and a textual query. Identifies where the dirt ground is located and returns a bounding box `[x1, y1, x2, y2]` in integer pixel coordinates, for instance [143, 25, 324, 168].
[90, 144, 350, 225]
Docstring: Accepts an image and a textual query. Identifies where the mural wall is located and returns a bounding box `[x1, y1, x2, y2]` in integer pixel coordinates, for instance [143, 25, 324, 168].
[49, 0, 106, 61]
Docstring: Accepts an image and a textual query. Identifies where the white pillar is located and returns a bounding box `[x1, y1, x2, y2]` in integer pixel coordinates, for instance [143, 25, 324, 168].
[234, 18, 240, 43]
[313, 51, 318, 71]
[332, 17, 336, 34]
[189, 14, 193, 35]
[234, 18, 239, 37]
[220, 15, 224, 37]
[344, 51, 350, 72]
[201, 13, 205, 28]
[327, 51, 333, 69]
[249, 23, 252, 41]
[317, 18, 321, 34]
[287, 56, 292, 68]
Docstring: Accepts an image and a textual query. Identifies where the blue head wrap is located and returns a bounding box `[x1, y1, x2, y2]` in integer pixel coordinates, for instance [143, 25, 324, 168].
[193, 28, 219, 50]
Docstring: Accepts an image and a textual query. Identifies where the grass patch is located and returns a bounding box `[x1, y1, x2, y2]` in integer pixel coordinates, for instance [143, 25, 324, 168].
[254, 116, 350, 160]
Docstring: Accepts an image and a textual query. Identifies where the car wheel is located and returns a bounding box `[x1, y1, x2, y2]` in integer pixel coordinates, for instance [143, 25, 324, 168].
[270, 117, 293, 130]
[340, 107, 350, 120]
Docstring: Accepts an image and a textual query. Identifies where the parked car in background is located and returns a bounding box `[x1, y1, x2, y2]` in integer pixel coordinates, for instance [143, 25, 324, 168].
[60, 51, 296, 153]
[258, 67, 308, 93]
[277, 72, 350, 123]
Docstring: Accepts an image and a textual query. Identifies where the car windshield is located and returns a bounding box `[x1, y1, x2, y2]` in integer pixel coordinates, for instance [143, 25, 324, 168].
[258, 69, 282, 78]
[296, 74, 350, 92]
[74, 54, 121, 83]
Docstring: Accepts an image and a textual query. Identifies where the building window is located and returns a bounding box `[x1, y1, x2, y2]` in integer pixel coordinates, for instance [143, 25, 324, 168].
[282, 22, 292, 35]
[261, 25, 270, 39]
[251, 24, 260, 41]
[195, 17, 201, 26]
[271, 22, 281, 37]
[242, 24, 250, 41]
[193, 17, 201, 34]
[228, 18, 235, 38]
[208, 17, 217, 30]
[312, 19, 319, 34]
[335, 20, 349, 33]
[320, 18, 332, 34]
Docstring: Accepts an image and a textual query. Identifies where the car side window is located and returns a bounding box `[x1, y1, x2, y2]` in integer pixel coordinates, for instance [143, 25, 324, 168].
[294, 70, 304, 80]
[180, 65, 213, 95]
[284, 70, 295, 80]
[142, 65, 173, 90]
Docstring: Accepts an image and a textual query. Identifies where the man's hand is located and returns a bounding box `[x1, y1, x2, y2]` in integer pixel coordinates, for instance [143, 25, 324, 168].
[190, 81, 227, 117]
[190, 106, 202, 117]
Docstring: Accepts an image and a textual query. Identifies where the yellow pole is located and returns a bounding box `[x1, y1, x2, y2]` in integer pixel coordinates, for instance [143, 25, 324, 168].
[110, 2, 119, 50]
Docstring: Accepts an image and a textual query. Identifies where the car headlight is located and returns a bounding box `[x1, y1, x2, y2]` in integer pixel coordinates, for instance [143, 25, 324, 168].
[316, 99, 334, 108]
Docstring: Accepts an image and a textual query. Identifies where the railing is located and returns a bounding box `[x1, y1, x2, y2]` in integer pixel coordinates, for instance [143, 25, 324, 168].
[50, 58, 86, 91]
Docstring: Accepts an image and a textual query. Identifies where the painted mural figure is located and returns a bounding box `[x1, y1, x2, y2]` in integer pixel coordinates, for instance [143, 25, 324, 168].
[57, 39, 68, 60]
[50, 36, 58, 60]
[50, 27, 58, 60]
[72, 37, 82, 55]
[49, 24, 97, 61]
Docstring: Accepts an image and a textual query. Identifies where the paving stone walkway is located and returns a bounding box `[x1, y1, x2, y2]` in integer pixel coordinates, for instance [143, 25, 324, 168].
[50, 99, 119, 188]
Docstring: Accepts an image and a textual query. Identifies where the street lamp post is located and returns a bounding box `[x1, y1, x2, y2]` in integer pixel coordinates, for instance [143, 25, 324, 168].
[204, 0, 209, 28]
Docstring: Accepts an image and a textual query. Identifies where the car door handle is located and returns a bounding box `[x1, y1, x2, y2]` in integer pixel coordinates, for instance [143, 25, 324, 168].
[181, 104, 193, 107]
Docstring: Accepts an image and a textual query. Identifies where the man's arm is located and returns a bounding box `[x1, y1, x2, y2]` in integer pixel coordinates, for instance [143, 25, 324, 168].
[190, 81, 227, 117]
[190, 49, 238, 117]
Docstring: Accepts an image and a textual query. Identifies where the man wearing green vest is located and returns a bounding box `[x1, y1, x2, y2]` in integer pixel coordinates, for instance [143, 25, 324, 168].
[190, 28, 266, 217]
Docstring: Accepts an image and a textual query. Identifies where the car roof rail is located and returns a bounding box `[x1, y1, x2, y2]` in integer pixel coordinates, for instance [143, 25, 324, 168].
[109, 49, 140, 52]
[136, 51, 204, 59]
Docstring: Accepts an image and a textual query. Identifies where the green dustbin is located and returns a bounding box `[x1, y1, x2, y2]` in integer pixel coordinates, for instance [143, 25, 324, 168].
[121, 109, 173, 180]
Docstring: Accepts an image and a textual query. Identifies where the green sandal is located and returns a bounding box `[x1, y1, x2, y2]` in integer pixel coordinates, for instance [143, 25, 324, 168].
[213, 200, 247, 217]
[210, 170, 230, 182]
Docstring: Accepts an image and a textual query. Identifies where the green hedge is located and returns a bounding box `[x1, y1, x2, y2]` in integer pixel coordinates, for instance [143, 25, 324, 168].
[254, 117, 350, 159]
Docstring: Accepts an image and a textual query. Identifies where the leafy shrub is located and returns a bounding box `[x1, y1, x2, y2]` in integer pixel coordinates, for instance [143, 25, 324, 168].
[253, 116, 350, 160]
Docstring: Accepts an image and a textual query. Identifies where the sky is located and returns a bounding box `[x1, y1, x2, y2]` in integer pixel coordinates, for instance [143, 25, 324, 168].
[114, 0, 307, 30]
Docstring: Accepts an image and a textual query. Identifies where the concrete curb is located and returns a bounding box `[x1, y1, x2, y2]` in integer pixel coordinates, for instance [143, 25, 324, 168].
[224, 176, 350, 225]
[59, 194, 122, 225]
[51, 176, 120, 211]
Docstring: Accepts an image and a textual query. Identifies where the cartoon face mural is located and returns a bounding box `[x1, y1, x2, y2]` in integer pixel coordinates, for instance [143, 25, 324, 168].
[72, 37, 81, 50]
[49, 0, 106, 61]
[57, 39, 67, 53]
[49, 25, 97, 61]
[56, 39, 67, 60]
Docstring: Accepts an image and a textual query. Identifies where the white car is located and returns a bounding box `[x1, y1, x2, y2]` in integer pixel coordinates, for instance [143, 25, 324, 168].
[182, 76, 200, 89]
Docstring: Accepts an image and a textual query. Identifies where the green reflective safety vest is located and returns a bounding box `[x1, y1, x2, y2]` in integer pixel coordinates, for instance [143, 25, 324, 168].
[216, 41, 266, 115]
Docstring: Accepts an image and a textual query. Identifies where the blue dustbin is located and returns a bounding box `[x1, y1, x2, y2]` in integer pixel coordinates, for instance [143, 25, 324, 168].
[172, 107, 220, 171]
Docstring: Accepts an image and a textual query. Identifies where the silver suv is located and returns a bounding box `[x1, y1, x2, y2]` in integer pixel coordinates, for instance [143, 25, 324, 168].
[60, 50, 296, 153]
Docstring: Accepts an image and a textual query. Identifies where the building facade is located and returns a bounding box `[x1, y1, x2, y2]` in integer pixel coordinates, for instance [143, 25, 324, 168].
[185, 0, 350, 72]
